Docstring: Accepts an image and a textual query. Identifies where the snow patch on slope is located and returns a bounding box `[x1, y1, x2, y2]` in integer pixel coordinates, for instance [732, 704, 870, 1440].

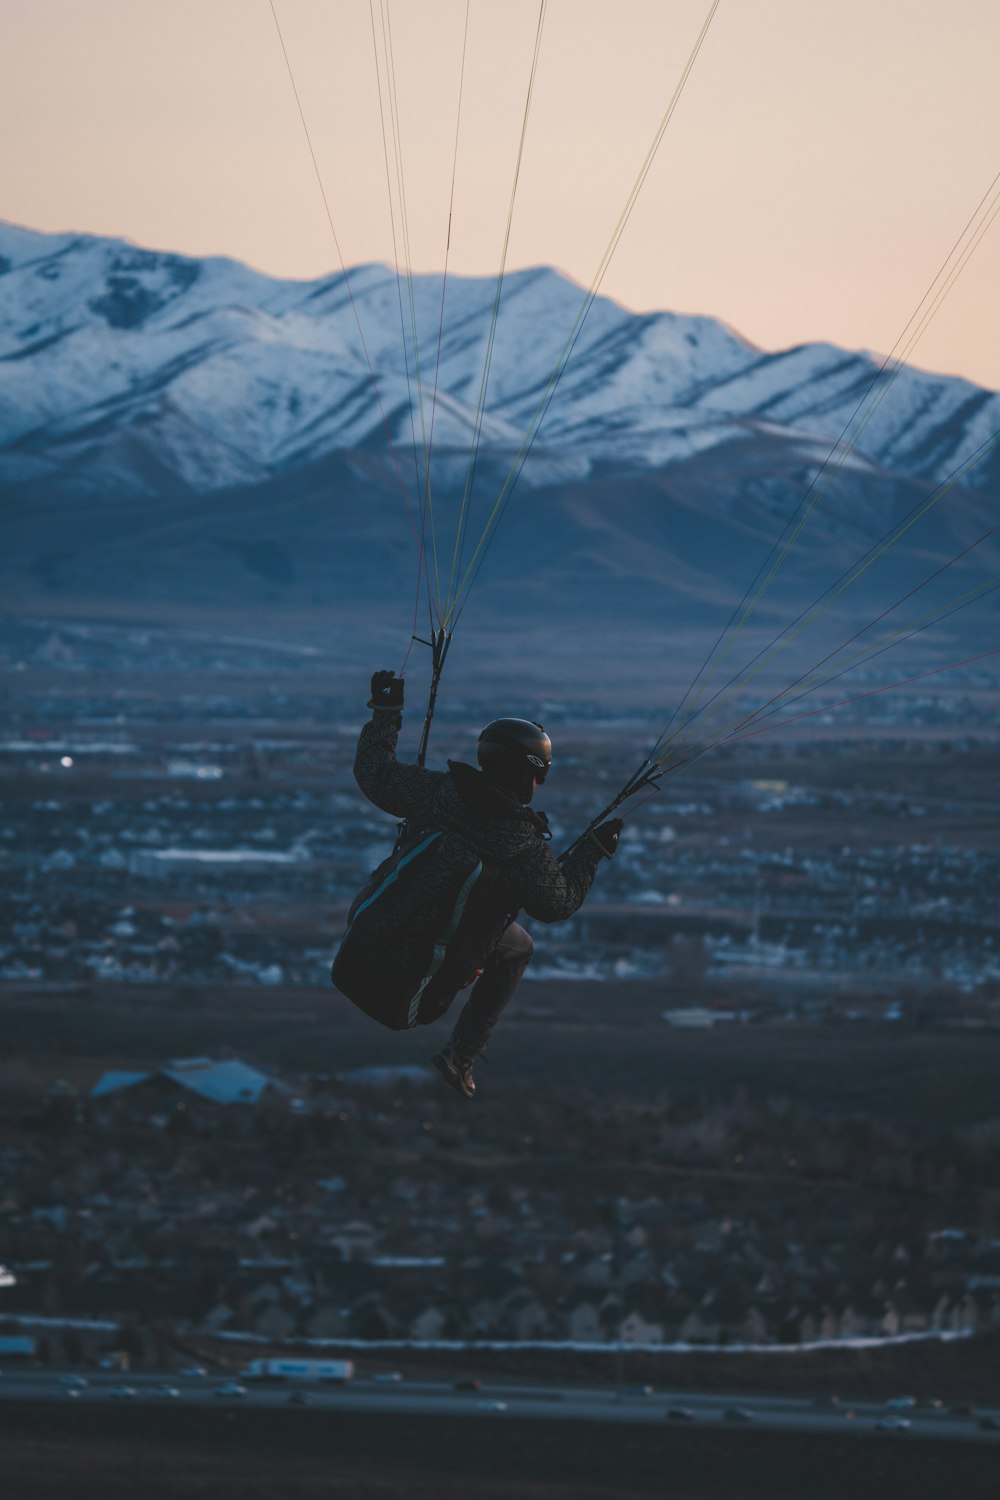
[1, 221, 998, 501]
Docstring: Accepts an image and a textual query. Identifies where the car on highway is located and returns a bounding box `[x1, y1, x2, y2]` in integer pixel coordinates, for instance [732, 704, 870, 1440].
[109, 1386, 138, 1399]
[287, 1390, 309, 1405]
[454, 1379, 482, 1392]
[665, 1407, 696, 1421]
[978, 1415, 1000, 1431]
[58, 1374, 89, 1389]
[721, 1406, 754, 1423]
[214, 1383, 248, 1399]
[150, 1385, 180, 1399]
[373, 1371, 404, 1383]
[477, 1400, 508, 1413]
[885, 1396, 917, 1409]
[951, 1404, 976, 1417]
[874, 1417, 911, 1433]
[178, 1366, 208, 1378]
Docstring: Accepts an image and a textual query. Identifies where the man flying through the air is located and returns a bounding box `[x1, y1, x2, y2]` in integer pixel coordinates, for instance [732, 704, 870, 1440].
[337, 669, 622, 1099]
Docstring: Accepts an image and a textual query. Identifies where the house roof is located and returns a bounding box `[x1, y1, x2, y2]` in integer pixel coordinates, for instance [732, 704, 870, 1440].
[0, 1335, 36, 1356]
[91, 1070, 149, 1098]
[91, 1057, 290, 1104]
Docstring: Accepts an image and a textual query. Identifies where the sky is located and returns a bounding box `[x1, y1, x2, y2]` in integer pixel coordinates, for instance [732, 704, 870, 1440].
[2, 0, 999, 389]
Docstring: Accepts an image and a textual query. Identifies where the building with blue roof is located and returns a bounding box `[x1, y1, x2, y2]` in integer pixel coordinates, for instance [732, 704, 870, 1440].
[91, 1057, 291, 1106]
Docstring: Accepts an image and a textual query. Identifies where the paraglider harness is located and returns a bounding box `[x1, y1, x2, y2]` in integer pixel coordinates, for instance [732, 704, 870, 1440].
[331, 815, 519, 1033]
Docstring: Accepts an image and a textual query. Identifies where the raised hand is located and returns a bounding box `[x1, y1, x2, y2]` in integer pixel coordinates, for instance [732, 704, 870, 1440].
[369, 670, 405, 711]
[591, 817, 623, 857]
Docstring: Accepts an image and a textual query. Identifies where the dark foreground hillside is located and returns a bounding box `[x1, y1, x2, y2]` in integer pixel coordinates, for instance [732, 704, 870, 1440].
[4, 977, 999, 1126]
[4, 1402, 999, 1500]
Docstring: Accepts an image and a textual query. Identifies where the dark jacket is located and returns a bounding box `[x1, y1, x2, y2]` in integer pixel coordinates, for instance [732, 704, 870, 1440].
[334, 711, 609, 1030]
[354, 710, 606, 930]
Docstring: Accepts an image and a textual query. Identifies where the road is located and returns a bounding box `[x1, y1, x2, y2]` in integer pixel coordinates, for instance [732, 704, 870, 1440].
[2, 1367, 999, 1444]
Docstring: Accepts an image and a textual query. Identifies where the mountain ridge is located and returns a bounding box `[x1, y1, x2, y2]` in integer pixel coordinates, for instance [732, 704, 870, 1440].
[3, 220, 998, 495]
[1, 220, 997, 682]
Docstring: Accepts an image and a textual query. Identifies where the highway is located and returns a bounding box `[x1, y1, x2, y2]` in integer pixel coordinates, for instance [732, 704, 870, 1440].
[2, 1366, 999, 1444]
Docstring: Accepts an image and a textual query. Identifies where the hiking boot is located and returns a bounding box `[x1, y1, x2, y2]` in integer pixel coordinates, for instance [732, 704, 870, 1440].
[431, 1036, 485, 1100]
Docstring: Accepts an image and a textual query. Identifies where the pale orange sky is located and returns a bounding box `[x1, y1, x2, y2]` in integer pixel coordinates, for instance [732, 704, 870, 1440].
[3, 0, 999, 388]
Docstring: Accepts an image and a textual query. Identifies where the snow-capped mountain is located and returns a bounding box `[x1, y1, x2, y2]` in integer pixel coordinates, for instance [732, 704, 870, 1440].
[2, 219, 998, 497]
[1, 219, 997, 665]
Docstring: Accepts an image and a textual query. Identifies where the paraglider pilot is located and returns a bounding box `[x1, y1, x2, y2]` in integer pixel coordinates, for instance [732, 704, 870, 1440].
[339, 669, 622, 1098]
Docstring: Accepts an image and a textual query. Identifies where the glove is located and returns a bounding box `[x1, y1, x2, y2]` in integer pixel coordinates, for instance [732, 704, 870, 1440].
[590, 818, 623, 858]
[369, 670, 404, 712]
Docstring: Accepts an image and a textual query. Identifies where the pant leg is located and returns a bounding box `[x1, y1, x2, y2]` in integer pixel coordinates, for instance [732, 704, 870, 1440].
[452, 921, 533, 1049]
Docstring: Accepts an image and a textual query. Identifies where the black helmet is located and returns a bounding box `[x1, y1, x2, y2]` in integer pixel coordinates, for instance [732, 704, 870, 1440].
[478, 718, 552, 802]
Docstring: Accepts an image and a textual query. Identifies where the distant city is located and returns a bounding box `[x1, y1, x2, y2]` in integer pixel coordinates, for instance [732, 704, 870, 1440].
[1, 616, 998, 1382]
[1, 621, 998, 1020]
[2, 1058, 999, 1368]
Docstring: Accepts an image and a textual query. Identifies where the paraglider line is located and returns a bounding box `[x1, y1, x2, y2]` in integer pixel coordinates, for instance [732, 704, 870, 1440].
[445, 0, 549, 619]
[655, 162, 1000, 747]
[724, 518, 1000, 740]
[368, 0, 442, 631]
[653, 423, 1000, 758]
[443, 0, 721, 631]
[415, 627, 453, 769]
[369, 3, 425, 511]
[653, 426, 1000, 762]
[724, 577, 1000, 737]
[423, 0, 471, 516]
[369, 0, 429, 636]
[267, 0, 433, 616]
[382, 2, 436, 513]
[618, 641, 1000, 827]
[726, 644, 1000, 745]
